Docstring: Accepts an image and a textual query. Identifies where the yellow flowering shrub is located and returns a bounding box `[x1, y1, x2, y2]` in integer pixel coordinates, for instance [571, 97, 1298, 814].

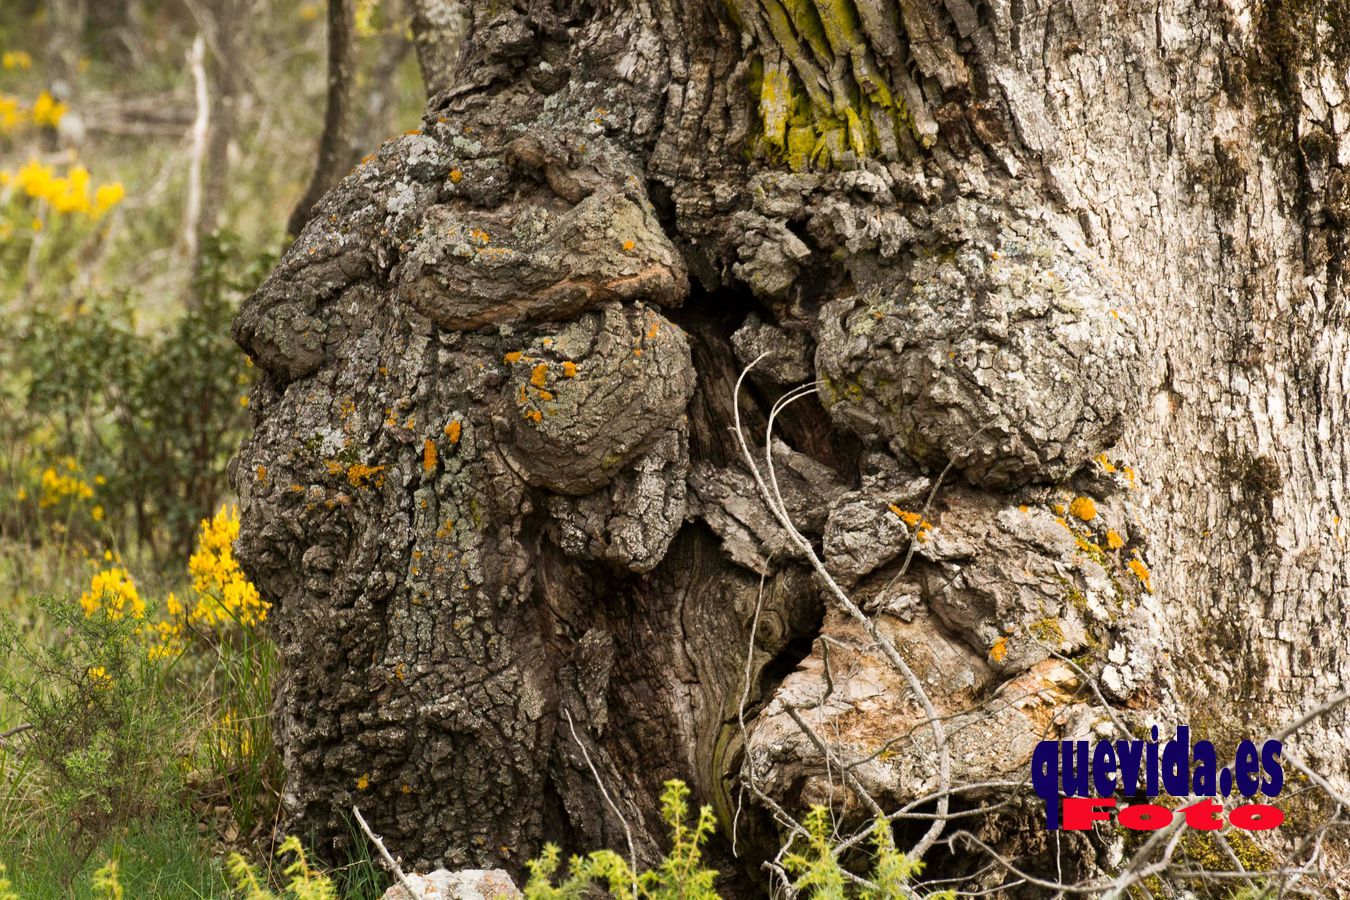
[187, 504, 269, 628]
[2, 50, 32, 70]
[36, 455, 95, 507]
[79, 566, 145, 621]
[0, 90, 66, 136]
[0, 158, 124, 219]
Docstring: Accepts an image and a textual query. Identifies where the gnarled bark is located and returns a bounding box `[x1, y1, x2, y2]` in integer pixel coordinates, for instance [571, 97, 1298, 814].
[233, 0, 1350, 891]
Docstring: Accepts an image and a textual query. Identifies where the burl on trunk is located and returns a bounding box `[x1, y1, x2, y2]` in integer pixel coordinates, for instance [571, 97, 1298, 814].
[232, 0, 1350, 890]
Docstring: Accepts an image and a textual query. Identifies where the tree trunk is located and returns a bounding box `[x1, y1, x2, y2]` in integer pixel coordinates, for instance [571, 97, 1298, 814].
[232, 0, 1350, 891]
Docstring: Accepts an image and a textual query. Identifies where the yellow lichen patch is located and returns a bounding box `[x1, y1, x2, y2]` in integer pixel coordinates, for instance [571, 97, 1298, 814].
[255, 465, 268, 481]
[1069, 496, 1097, 521]
[1122, 466, 1137, 487]
[449, 168, 463, 183]
[356, 774, 370, 791]
[646, 321, 660, 339]
[1128, 555, 1152, 592]
[1106, 529, 1125, 550]
[1018, 504, 1029, 513]
[503, 351, 523, 365]
[990, 636, 1008, 663]
[525, 409, 542, 424]
[530, 363, 549, 388]
[423, 439, 438, 473]
[537, 389, 554, 402]
[562, 361, 578, 378]
[1095, 453, 1117, 474]
[1051, 502, 1065, 515]
[444, 420, 462, 444]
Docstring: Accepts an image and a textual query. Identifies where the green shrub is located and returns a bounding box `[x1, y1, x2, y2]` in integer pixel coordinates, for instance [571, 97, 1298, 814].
[3, 231, 271, 563]
[0, 594, 189, 861]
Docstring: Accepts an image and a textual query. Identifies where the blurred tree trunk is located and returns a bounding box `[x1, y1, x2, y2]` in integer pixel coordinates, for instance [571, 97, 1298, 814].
[287, 0, 358, 239]
[407, 0, 462, 95]
[234, 0, 1350, 892]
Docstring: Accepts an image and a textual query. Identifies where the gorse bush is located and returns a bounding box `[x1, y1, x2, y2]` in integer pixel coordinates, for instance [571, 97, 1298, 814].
[0, 593, 188, 860]
[0, 505, 281, 883]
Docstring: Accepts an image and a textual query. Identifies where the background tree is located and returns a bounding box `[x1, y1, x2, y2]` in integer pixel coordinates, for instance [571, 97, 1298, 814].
[234, 0, 1350, 893]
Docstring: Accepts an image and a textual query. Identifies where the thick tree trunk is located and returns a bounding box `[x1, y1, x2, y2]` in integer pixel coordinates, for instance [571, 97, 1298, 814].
[233, 0, 1350, 891]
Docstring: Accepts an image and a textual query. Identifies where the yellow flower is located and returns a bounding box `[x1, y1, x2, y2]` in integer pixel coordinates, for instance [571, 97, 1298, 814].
[2, 51, 32, 70]
[86, 666, 113, 690]
[91, 504, 104, 521]
[187, 505, 269, 628]
[80, 567, 145, 620]
[31, 91, 66, 127]
[93, 181, 124, 217]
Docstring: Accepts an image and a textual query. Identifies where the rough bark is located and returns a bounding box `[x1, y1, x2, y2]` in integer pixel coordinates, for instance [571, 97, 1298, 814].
[233, 0, 1350, 891]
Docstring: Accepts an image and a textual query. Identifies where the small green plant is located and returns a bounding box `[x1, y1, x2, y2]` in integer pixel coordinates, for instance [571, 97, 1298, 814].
[782, 808, 950, 899]
[524, 782, 956, 900]
[226, 835, 340, 900]
[524, 780, 719, 900]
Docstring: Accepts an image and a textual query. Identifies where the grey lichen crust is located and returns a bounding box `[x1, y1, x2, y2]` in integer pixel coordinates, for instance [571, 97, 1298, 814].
[815, 198, 1143, 489]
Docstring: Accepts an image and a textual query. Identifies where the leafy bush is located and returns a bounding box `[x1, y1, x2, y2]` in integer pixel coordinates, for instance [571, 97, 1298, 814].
[2, 232, 271, 563]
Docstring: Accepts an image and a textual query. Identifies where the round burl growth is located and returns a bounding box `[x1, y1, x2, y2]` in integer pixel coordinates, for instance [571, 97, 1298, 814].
[816, 206, 1143, 488]
[502, 302, 695, 495]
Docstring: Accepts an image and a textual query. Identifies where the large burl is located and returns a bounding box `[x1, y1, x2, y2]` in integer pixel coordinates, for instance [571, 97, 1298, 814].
[231, 3, 1165, 888]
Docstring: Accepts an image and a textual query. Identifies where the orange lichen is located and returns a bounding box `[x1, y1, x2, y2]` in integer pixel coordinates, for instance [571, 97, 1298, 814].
[646, 321, 660, 339]
[990, 636, 1008, 663]
[1122, 466, 1137, 487]
[330, 461, 385, 488]
[525, 409, 542, 424]
[1069, 496, 1097, 521]
[1128, 555, 1152, 592]
[445, 420, 462, 443]
[888, 505, 933, 539]
[537, 389, 554, 402]
[503, 351, 523, 364]
[622, 239, 635, 251]
[1096, 453, 1117, 474]
[562, 361, 578, 378]
[1051, 502, 1065, 515]
[356, 774, 370, 791]
[255, 465, 267, 481]
[530, 363, 549, 388]
[449, 168, 463, 183]
[423, 439, 438, 473]
[1106, 529, 1125, 550]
